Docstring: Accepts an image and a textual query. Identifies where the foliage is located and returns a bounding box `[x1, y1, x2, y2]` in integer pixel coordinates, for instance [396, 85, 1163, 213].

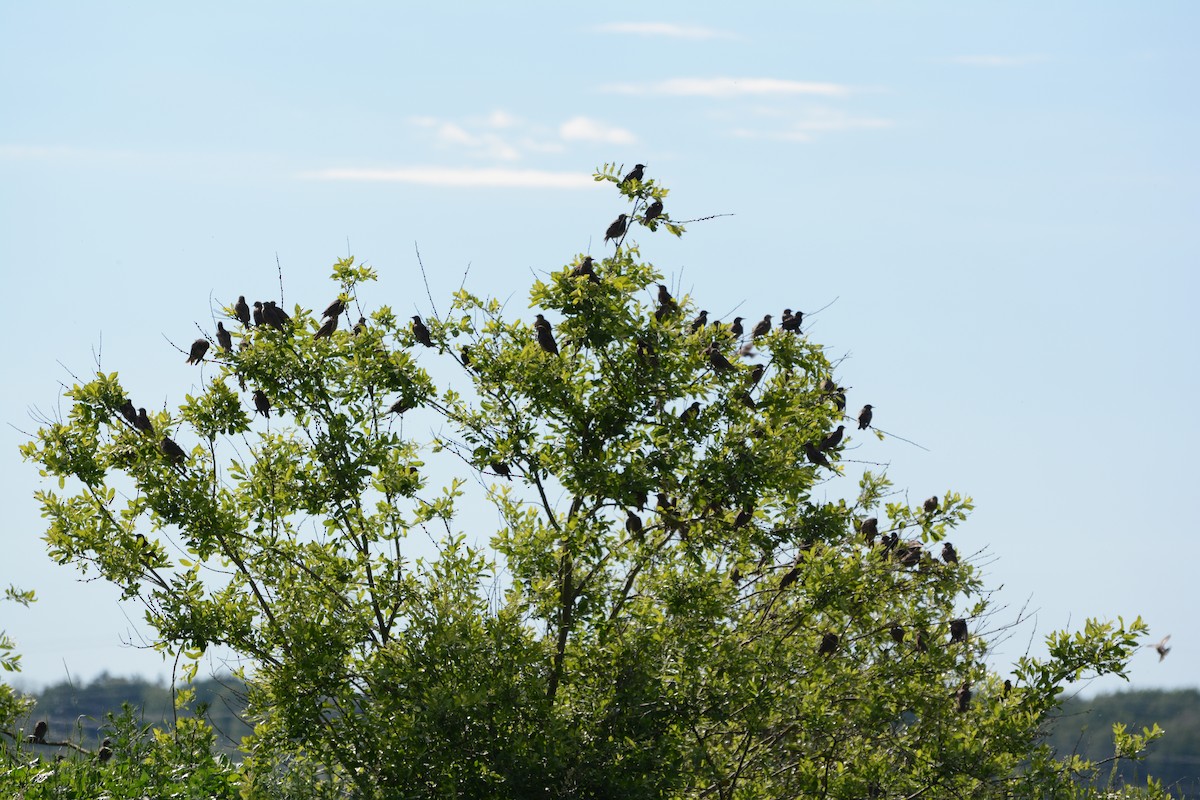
[19, 167, 1173, 798]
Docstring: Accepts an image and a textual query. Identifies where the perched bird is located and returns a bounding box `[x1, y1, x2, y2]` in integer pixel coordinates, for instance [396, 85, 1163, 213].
[832, 388, 847, 413]
[819, 425, 844, 451]
[857, 404, 874, 430]
[605, 214, 628, 245]
[161, 436, 186, 467]
[134, 408, 153, 434]
[889, 625, 905, 644]
[571, 256, 599, 283]
[534, 314, 558, 354]
[748, 363, 765, 386]
[923, 495, 939, 514]
[729, 317, 744, 338]
[656, 284, 675, 308]
[459, 346, 473, 369]
[819, 632, 839, 656]
[216, 322, 232, 351]
[803, 441, 831, 469]
[186, 338, 209, 365]
[252, 301, 265, 327]
[737, 391, 756, 409]
[119, 399, 137, 425]
[253, 390, 270, 418]
[1003, 679, 1012, 697]
[955, 682, 971, 713]
[626, 510, 643, 538]
[915, 631, 928, 652]
[819, 378, 837, 394]
[949, 618, 968, 643]
[262, 301, 290, 329]
[733, 507, 753, 528]
[644, 198, 663, 223]
[707, 345, 734, 373]
[621, 163, 645, 185]
[353, 317, 366, 335]
[781, 309, 803, 332]
[322, 298, 345, 319]
[941, 543, 958, 564]
[679, 401, 701, 423]
[411, 315, 433, 347]
[779, 566, 801, 590]
[859, 517, 879, 541]
[31, 720, 48, 744]
[729, 566, 741, 586]
[751, 315, 772, 340]
[1148, 635, 1172, 661]
[388, 399, 414, 415]
[897, 542, 923, 566]
[97, 737, 113, 763]
[489, 460, 511, 479]
[690, 310, 708, 334]
[233, 296, 251, 326]
[314, 315, 338, 339]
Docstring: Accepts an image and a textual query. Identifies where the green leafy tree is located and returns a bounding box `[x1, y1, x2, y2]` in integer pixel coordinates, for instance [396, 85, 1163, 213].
[21, 166, 1171, 798]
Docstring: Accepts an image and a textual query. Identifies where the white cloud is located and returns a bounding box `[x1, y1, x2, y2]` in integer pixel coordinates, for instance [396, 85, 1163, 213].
[594, 22, 735, 40]
[484, 110, 518, 129]
[600, 77, 853, 98]
[948, 55, 1047, 67]
[731, 108, 893, 142]
[301, 167, 598, 189]
[559, 116, 638, 145]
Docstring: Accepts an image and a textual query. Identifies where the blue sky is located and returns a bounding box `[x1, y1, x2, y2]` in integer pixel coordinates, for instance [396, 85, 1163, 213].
[2, 3, 1197, 694]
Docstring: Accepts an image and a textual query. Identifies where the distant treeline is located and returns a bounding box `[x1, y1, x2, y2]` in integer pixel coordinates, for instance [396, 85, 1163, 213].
[13, 676, 1200, 792]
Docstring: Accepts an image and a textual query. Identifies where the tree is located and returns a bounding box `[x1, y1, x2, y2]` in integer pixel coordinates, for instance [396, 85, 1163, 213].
[21, 166, 1170, 798]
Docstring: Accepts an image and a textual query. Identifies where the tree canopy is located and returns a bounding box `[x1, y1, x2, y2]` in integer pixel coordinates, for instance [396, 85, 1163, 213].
[16, 165, 1170, 798]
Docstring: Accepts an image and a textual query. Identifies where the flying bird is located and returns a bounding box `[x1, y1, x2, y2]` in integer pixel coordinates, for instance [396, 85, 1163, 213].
[819, 425, 844, 451]
[314, 315, 338, 339]
[322, 298, 345, 319]
[216, 322, 232, 351]
[857, 404, 874, 430]
[941, 543, 958, 564]
[253, 390, 270, 418]
[621, 163, 645, 185]
[1147, 635, 1172, 661]
[234, 296, 251, 326]
[411, 316, 433, 347]
[186, 339, 209, 365]
[644, 198, 663, 223]
[605, 213, 628, 245]
[751, 315, 772, 340]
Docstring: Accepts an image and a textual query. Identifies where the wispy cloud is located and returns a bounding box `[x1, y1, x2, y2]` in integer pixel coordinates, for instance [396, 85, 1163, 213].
[301, 167, 597, 189]
[410, 115, 522, 161]
[948, 55, 1047, 67]
[594, 22, 736, 40]
[600, 77, 852, 98]
[559, 116, 637, 145]
[730, 108, 893, 143]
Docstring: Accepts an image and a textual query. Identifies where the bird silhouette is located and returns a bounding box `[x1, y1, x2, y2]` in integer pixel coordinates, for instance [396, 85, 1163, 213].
[234, 296, 251, 326]
[252, 301, 264, 327]
[571, 256, 599, 283]
[644, 198, 663, 223]
[605, 214, 628, 245]
[489, 460, 511, 479]
[621, 163, 645, 185]
[97, 737, 113, 763]
[923, 495, 938, 514]
[262, 301, 289, 329]
[751, 315, 772, 339]
[949, 618, 968, 644]
[819, 632, 839, 656]
[889, 625, 905, 644]
[859, 517, 879, 541]
[730, 317, 744, 338]
[134, 408, 153, 434]
[690, 310, 708, 334]
[534, 314, 558, 354]
[216, 322, 232, 351]
[314, 315, 338, 339]
[388, 399, 414, 415]
[160, 436, 186, 467]
[30, 720, 47, 744]
[412, 316, 433, 347]
[819, 425, 844, 451]
[626, 510, 643, 539]
[353, 317, 366, 335]
[941, 543, 958, 564]
[322, 298, 345, 319]
[119, 399, 137, 426]
[253, 390, 270, 418]
[803, 441, 831, 469]
[955, 682, 971, 713]
[186, 339, 209, 365]
[781, 309, 803, 332]
[1147, 635, 1172, 661]
[779, 565, 801, 590]
[857, 404, 873, 430]
[748, 364, 765, 386]
[679, 401, 701, 423]
[707, 345, 734, 373]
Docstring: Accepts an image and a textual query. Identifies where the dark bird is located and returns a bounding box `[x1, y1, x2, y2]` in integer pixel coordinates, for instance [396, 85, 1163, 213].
[134, 408, 153, 434]
[690, 310, 708, 334]
[161, 436, 186, 467]
[859, 517, 879, 541]
[571, 256, 599, 283]
[412, 315, 433, 347]
[923, 495, 939, 514]
[119, 399, 137, 425]
[388, 399, 414, 415]
[459, 346, 473, 369]
[656, 284, 675, 308]
[97, 737, 113, 763]
[1003, 679, 1012, 697]
[31, 720, 47, 744]
[941, 543, 958, 564]
[819, 425, 844, 451]
[707, 345, 734, 373]
[781, 309, 803, 332]
[353, 317, 366, 335]
[644, 198, 663, 223]
[679, 401, 701, 423]
[605, 213, 628, 245]
[889, 625, 905, 644]
[897, 541, 922, 567]
[534, 314, 558, 354]
[733, 507, 753, 528]
[729, 317, 744, 338]
[1147, 635, 1172, 661]
[915, 631, 928, 652]
[857, 404, 874, 430]
[819, 378, 837, 394]
[626, 510, 643, 538]
[621, 163, 645, 185]
[749, 363, 765, 386]
[262, 301, 290, 329]
[314, 315, 338, 339]
[819, 632, 839, 656]
[737, 391, 756, 409]
[949, 618, 968, 644]
[729, 566, 741, 585]
[751, 315, 772, 340]
[253, 390, 270, 418]
[234, 296, 251, 326]
[832, 388, 846, 413]
[489, 460, 511, 479]
[252, 301, 265, 327]
[186, 338, 209, 365]
[322, 298, 346, 319]
[803, 441, 831, 469]
[779, 566, 801, 590]
[216, 322, 232, 351]
[955, 682, 971, 713]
